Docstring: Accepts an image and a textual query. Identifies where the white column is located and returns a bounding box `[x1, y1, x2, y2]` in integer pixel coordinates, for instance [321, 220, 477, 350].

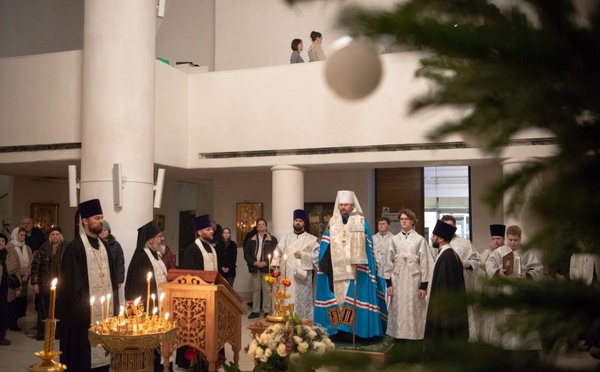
[271, 165, 305, 239]
[80, 0, 156, 266]
[501, 157, 542, 241]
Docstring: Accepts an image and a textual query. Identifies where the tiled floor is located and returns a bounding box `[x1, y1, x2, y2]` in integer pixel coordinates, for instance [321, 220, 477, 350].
[3, 295, 599, 371]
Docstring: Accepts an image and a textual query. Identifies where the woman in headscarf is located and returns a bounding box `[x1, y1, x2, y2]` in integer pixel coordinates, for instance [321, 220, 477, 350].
[0, 233, 20, 345]
[7, 227, 31, 330]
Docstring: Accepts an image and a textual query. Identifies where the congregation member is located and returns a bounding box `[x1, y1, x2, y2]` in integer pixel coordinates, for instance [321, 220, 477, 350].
[244, 218, 278, 319]
[216, 227, 237, 287]
[424, 220, 468, 341]
[440, 215, 480, 341]
[7, 227, 32, 330]
[485, 225, 543, 351]
[21, 216, 46, 253]
[315, 190, 387, 341]
[58, 199, 119, 372]
[384, 209, 431, 342]
[273, 209, 319, 320]
[0, 233, 20, 346]
[373, 217, 393, 281]
[31, 227, 65, 341]
[99, 220, 125, 304]
[160, 245, 177, 271]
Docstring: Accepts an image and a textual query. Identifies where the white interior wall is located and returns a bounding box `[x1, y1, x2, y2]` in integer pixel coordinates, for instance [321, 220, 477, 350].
[470, 163, 504, 253]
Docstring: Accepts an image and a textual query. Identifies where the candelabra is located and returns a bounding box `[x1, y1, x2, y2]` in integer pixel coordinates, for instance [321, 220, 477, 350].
[265, 253, 294, 322]
[88, 300, 177, 372]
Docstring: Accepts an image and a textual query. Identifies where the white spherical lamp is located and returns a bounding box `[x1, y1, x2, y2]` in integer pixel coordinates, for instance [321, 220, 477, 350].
[325, 38, 383, 100]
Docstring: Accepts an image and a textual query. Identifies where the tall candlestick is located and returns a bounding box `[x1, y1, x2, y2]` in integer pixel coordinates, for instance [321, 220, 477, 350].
[90, 296, 95, 327]
[49, 278, 57, 319]
[151, 293, 156, 314]
[100, 296, 105, 322]
[106, 293, 111, 319]
[146, 272, 152, 316]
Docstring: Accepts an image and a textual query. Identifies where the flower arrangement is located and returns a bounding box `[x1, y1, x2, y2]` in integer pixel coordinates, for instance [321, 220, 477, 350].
[246, 312, 335, 371]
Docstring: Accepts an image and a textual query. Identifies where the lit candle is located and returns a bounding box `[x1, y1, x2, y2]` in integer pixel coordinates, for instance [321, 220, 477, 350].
[90, 296, 95, 327]
[49, 278, 57, 319]
[106, 293, 111, 319]
[153, 307, 158, 319]
[151, 293, 156, 313]
[146, 272, 152, 316]
[159, 293, 165, 317]
[268, 254, 272, 275]
[100, 296, 105, 322]
[164, 312, 169, 320]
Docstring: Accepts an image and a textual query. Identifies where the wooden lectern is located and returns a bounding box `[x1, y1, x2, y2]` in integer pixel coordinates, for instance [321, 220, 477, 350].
[159, 269, 246, 372]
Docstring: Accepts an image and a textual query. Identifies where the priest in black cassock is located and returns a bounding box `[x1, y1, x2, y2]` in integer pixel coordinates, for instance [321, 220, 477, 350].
[124, 220, 166, 310]
[181, 214, 218, 271]
[57, 199, 119, 372]
[424, 219, 469, 342]
[176, 214, 218, 369]
[125, 220, 171, 372]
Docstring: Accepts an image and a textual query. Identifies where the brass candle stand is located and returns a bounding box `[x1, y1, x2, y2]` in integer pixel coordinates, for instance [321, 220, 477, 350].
[28, 318, 66, 372]
[88, 303, 177, 372]
[265, 265, 294, 323]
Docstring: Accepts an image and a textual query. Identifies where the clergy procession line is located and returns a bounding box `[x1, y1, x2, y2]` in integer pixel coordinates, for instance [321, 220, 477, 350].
[6, 189, 595, 371]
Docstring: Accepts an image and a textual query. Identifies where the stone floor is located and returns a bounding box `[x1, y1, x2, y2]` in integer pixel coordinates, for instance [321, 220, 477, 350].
[3, 294, 598, 371]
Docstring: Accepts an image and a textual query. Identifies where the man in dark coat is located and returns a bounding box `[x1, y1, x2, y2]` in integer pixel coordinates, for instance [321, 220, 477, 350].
[424, 219, 468, 342]
[57, 199, 119, 372]
[124, 220, 165, 307]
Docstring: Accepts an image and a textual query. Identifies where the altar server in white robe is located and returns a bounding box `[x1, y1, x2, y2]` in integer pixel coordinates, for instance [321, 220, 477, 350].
[384, 208, 432, 340]
[485, 225, 543, 350]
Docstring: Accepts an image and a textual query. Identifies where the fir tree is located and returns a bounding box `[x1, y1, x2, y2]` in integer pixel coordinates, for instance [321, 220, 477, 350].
[286, 0, 600, 369]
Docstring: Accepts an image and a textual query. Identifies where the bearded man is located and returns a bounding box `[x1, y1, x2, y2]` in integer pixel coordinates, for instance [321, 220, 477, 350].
[124, 221, 167, 304]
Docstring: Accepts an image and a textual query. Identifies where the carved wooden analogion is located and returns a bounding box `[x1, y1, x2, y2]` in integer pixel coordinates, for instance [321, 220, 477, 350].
[159, 270, 246, 372]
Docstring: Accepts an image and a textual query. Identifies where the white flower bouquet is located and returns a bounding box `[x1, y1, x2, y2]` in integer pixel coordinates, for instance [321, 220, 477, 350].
[246, 312, 335, 371]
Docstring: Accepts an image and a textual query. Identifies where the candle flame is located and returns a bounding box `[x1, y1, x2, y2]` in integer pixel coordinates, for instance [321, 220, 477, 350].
[119, 306, 124, 315]
[147, 272, 153, 280]
[107, 293, 111, 300]
[153, 307, 158, 315]
[51, 278, 57, 288]
[134, 297, 141, 305]
[100, 296, 105, 304]
[164, 312, 169, 320]
[159, 293, 165, 301]
[151, 293, 155, 300]
[91, 296, 95, 305]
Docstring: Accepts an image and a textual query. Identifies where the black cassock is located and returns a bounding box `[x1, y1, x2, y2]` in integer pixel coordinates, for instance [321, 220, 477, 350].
[57, 235, 119, 372]
[424, 246, 469, 341]
[124, 249, 159, 305]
